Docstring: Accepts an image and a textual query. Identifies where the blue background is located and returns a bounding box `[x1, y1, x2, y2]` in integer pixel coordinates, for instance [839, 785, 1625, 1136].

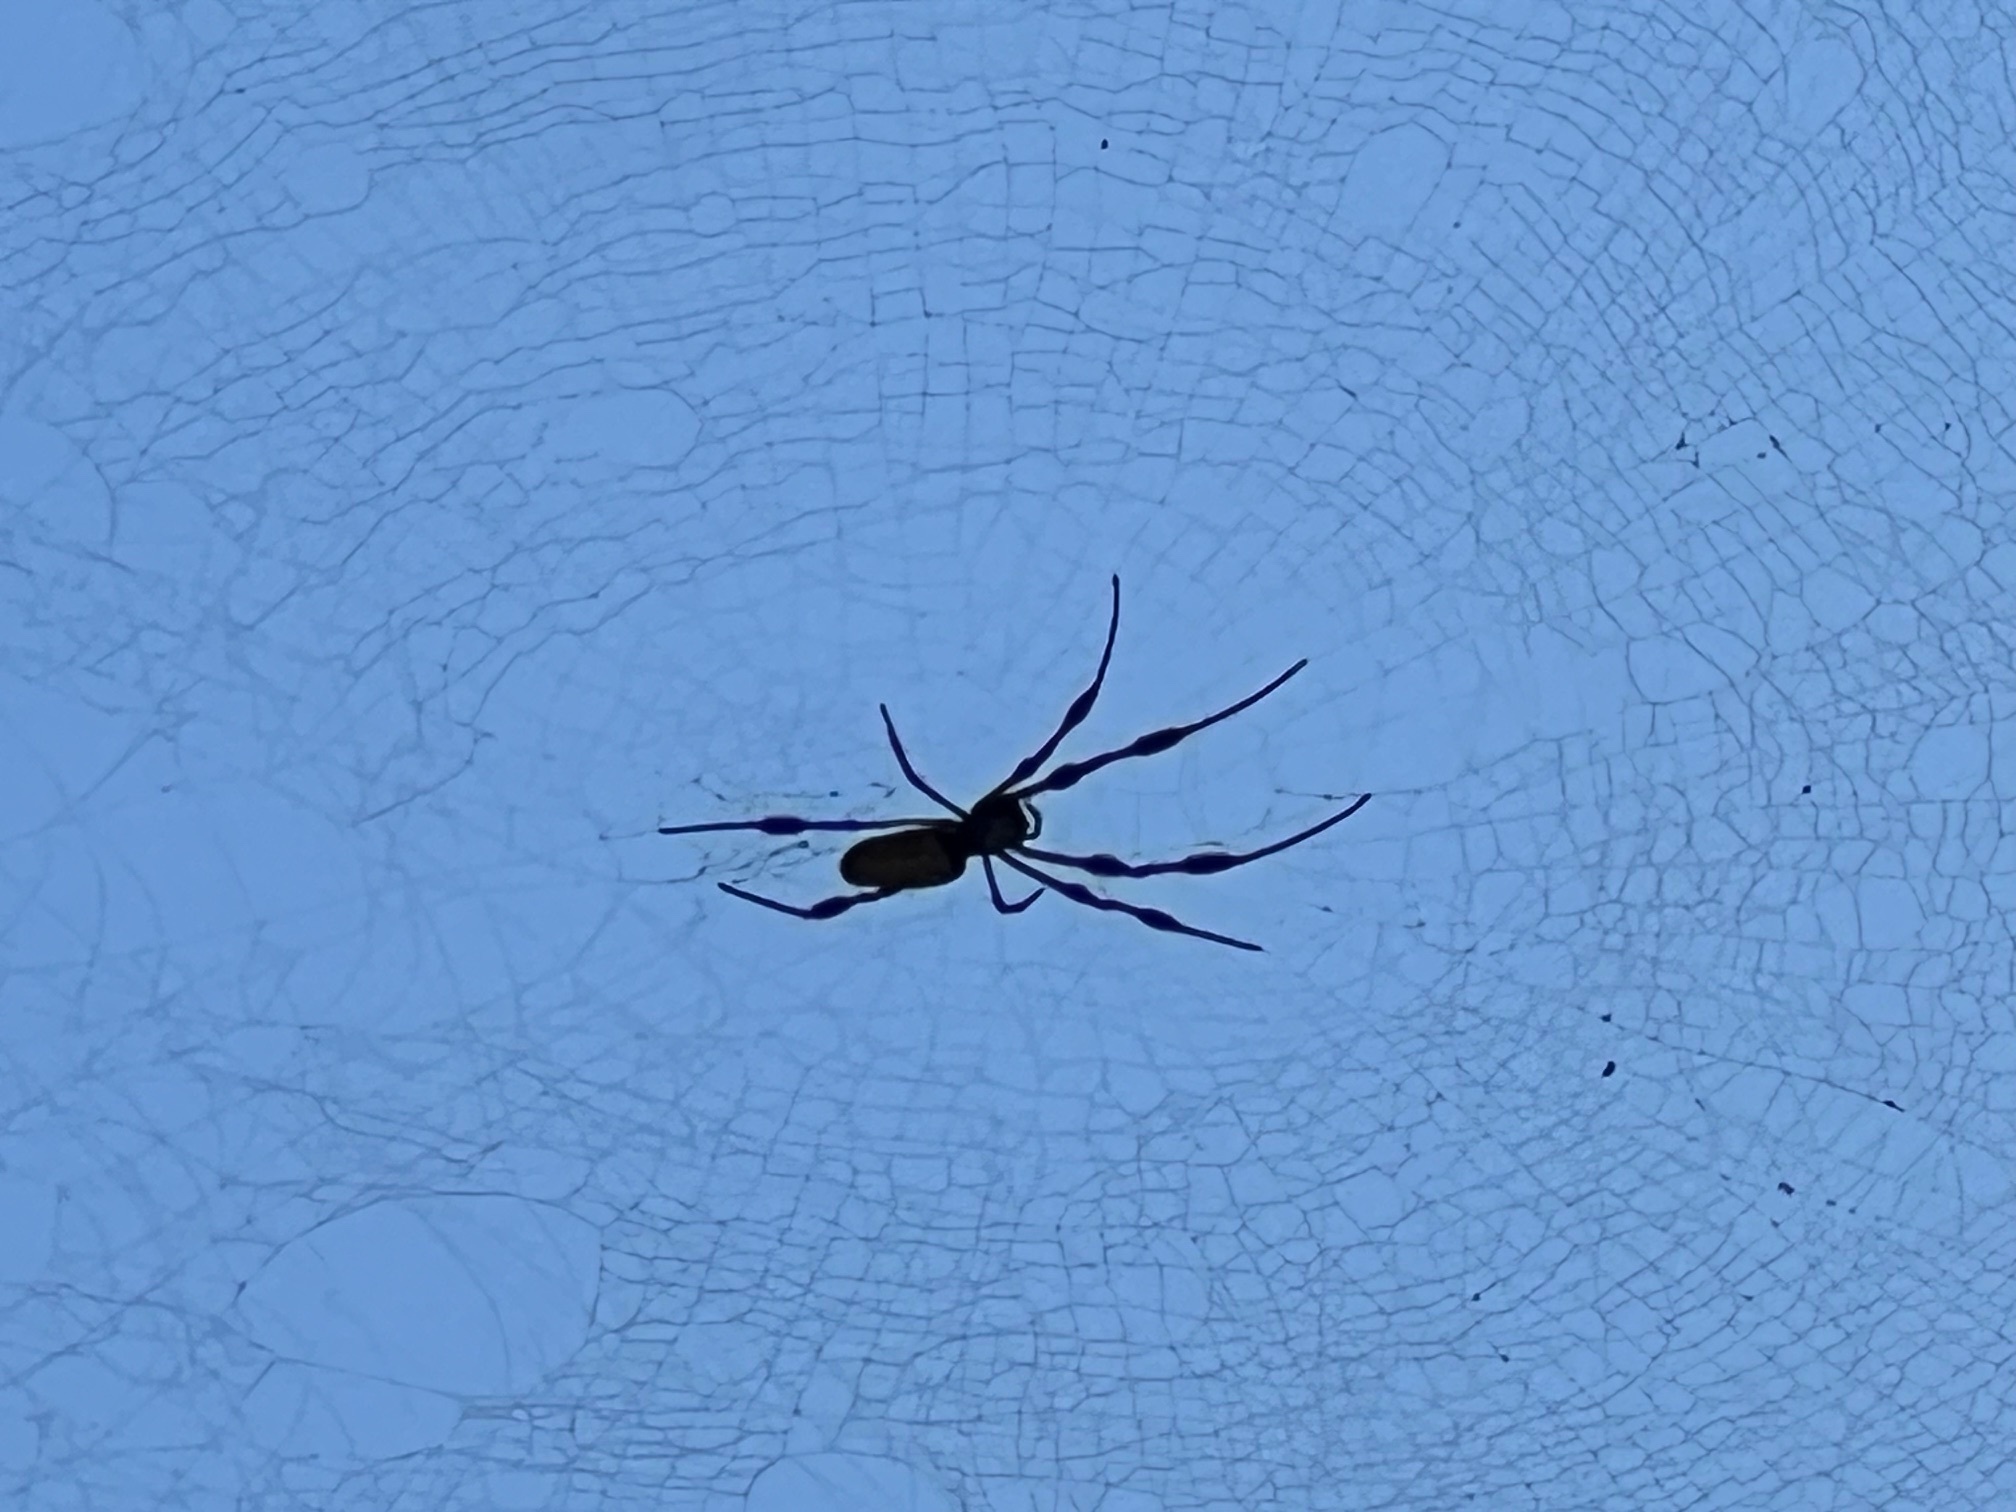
[1, 1, 2007, 1508]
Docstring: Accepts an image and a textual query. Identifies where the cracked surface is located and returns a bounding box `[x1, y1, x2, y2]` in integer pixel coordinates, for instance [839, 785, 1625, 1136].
[3, 1, 2013, 1508]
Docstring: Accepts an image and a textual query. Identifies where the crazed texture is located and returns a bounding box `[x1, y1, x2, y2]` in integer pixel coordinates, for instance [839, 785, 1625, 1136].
[3, 1, 2012, 1508]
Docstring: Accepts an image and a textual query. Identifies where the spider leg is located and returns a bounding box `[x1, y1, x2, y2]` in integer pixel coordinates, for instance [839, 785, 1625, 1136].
[715, 881, 899, 920]
[991, 574, 1121, 794]
[660, 815, 937, 837]
[998, 855, 1263, 952]
[1012, 658, 1308, 801]
[982, 854, 1042, 913]
[1019, 793, 1371, 878]
[878, 706, 968, 817]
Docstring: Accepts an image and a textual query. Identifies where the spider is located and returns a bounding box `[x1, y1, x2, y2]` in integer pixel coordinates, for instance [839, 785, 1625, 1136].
[658, 575, 1370, 951]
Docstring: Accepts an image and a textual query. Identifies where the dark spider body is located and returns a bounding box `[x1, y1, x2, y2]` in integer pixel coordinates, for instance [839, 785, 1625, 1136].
[838, 794, 1039, 889]
[660, 576, 1370, 951]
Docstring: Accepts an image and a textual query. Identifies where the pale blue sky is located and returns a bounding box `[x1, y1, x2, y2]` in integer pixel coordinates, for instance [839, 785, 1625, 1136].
[2, 2, 2010, 1508]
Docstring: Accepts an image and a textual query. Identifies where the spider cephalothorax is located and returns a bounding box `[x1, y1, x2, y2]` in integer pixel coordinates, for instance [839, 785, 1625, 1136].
[660, 576, 1369, 951]
[965, 791, 1040, 851]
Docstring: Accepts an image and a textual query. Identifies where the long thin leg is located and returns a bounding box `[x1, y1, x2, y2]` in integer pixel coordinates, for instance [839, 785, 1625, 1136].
[1012, 658, 1308, 801]
[982, 855, 1042, 913]
[998, 855, 1262, 952]
[1020, 793, 1371, 878]
[660, 814, 934, 837]
[878, 706, 967, 817]
[992, 575, 1122, 794]
[716, 881, 898, 919]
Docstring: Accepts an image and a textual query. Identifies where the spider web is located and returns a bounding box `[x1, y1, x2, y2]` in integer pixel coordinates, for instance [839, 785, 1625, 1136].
[1, 1, 2011, 1509]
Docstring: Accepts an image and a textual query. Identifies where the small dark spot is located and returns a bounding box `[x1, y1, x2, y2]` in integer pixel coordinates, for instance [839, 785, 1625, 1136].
[1778, 1181, 1795, 1195]
[1601, 1060, 1615, 1077]
[1801, 784, 1811, 794]
[1100, 139, 1109, 149]
[1883, 1098, 1903, 1111]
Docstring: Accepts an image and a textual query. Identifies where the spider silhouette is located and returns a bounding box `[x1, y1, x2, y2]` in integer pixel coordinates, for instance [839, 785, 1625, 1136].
[659, 576, 1370, 951]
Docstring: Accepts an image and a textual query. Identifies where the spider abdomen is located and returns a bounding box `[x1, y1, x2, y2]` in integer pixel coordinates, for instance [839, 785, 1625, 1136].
[839, 827, 969, 890]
